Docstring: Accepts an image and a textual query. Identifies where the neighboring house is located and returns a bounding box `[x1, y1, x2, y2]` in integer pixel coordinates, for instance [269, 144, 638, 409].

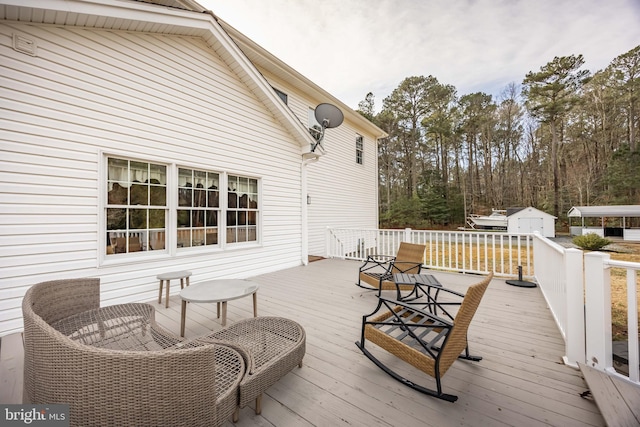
[506, 207, 556, 238]
[568, 205, 640, 241]
[0, 0, 385, 335]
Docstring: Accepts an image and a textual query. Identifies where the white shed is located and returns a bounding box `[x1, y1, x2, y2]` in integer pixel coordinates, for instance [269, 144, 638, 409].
[506, 207, 556, 237]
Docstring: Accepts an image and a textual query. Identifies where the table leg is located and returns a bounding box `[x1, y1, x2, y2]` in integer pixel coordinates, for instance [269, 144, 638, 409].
[180, 299, 187, 337]
[165, 280, 170, 309]
[216, 302, 220, 319]
[253, 292, 258, 317]
[158, 280, 163, 304]
[221, 302, 227, 327]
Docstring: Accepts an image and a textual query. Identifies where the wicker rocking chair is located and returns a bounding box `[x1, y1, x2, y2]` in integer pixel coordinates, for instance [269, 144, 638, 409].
[356, 273, 492, 402]
[356, 242, 426, 297]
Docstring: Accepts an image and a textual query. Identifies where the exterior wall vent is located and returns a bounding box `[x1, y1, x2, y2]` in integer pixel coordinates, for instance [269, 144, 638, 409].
[13, 34, 37, 56]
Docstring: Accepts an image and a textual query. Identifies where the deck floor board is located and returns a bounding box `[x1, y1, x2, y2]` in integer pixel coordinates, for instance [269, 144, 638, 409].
[1, 259, 604, 426]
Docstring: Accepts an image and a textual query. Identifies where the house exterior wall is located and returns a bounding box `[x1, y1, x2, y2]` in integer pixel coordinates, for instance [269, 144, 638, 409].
[261, 72, 379, 256]
[0, 22, 305, 335]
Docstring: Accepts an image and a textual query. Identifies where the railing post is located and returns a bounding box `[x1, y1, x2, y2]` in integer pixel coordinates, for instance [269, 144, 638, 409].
[404, 228, 412, 242]
[584, 251, 612, 371]
[563, 248, 585, 368]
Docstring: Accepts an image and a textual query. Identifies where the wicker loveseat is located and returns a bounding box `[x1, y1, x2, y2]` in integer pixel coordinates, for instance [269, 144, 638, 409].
[22, 278, 244, 427]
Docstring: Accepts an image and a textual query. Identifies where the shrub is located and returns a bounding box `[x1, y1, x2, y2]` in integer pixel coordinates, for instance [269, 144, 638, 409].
[572, 233, 612, 250]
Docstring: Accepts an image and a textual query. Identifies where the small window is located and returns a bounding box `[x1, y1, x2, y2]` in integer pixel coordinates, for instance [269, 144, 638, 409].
[356, 134, 364, 164]
[273, 87, 288, 104]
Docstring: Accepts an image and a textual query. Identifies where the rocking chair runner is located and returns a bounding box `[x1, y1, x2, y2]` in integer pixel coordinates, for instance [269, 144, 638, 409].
[356, 242, 426, 297]
[355, 273, 492, 402]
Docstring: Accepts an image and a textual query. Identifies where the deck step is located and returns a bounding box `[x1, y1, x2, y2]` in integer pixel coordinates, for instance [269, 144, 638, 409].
[579, 363, 640, 427]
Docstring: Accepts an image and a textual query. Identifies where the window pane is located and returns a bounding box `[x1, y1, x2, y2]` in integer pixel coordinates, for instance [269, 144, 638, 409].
[238, 211, 247, 225]
[130, 161, 148, 183]
[177, 210, 190, 228]
[150, 230, 165, 251]
[177, 229, 190, 248]
[208, 190, 219, 208]
[248, 211, 257, 226]
[178, 169, 193, 207]
[129, 209, 147, 229]
[206, 211, 218, 227]
[248, 226, 257, 241]
[150, 164, 166, 185]
[227, 211, 237, 226]
[192, 210, 204, 228]
[107, 208, 126, 230]
[108, 158, 128, 181]
[238, 177, 248, 193]
[228, 191, 238, 208]
[206, 230, 218, 245]
[150, 185, 166, 206]
[192, 229, 205, 246]
[194, 188, 206, 207]
[149, 209, 165, 228]
[108, 183, 128, 205]
[130, 183, 148, 205]
[239, 194, 248, 209]
[249, 194, 258, 209]
[227, 228, 237, 243]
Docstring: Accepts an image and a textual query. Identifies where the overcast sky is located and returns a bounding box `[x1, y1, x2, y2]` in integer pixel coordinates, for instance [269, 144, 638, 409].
[201, 0, 640, 111]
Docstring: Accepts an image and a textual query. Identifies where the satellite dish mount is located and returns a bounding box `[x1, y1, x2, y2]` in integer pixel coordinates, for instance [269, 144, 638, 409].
[311, 103, 344, 152]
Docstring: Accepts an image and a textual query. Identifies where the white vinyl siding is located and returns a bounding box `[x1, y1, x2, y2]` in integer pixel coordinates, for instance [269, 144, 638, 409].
[0, 23, 303, 335]
[257, 73, 379, 257]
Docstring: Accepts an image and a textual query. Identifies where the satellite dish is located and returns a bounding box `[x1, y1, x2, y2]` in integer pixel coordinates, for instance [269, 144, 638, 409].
[310, 103, 344, 152]
[314, 103, 344, 129]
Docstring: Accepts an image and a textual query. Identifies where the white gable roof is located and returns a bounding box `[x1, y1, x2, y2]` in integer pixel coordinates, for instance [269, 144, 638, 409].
[568, 205, 640, 217]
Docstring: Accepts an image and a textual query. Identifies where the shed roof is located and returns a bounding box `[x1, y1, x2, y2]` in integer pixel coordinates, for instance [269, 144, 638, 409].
[567, 205, 640, 217]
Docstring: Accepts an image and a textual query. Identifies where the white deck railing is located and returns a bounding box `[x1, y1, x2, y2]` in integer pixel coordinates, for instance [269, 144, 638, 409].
[531, 233, 585, 368]
[584, 252, 640, 384]
[326, 227, 534, 278]
[327, 227, 640, 386]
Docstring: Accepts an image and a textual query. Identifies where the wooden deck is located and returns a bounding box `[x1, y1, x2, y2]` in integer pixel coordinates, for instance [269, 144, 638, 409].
[1, 258, 605, 426]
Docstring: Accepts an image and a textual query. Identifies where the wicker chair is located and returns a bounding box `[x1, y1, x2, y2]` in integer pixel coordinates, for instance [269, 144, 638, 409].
[22, 278, 244, 427]
[356, 273, 493, 402]
[356, 242, 426, 297]
[198, 316, 306, 421]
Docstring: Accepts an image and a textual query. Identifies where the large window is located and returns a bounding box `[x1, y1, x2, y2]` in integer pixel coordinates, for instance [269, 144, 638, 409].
[105, 156, 259, 256]
[106, 158, 167, 254]
[178, 168, 220, 248]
